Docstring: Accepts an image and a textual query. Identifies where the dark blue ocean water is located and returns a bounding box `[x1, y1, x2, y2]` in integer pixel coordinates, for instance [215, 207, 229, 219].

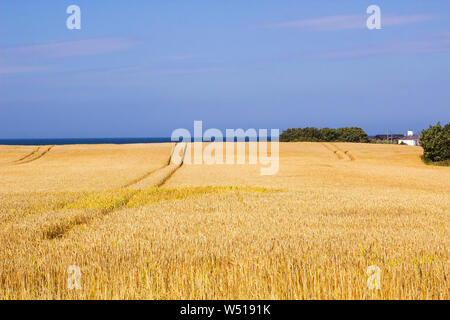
[0, 138, 172, 146]
[0, 136, 276, 146]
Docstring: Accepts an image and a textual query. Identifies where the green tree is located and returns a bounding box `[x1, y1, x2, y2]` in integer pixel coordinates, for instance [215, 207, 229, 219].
[335, 127, 370, 143]
[280, 126, 370, 143]
[420, 122, 450, 162]
[319, 128, 339, 141]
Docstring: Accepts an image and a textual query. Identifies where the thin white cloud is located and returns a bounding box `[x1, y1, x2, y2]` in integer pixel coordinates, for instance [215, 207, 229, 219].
[0, 37, 136, 60]
[164, 55, 198, 61]
[266, 14, 434, 31]
[157, 66, 229, 76]
[311, 34, 450, 59]
[0, 65, 50, 75]
[267, 15, 363, 30]
[0, 37, 137, 75]
[383, 14, 435, 26]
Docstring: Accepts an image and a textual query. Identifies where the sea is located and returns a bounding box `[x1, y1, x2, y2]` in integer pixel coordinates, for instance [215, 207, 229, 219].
[0, 138, 172, 146]
[0, 136, 274, 146]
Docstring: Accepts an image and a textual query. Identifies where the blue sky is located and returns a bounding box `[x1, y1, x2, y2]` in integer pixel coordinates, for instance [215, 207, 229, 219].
[1, 0, 449, 138]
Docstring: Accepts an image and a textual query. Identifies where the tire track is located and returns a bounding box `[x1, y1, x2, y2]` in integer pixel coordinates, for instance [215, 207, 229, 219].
[121, 165, 168, 189]
[121, 143, 176, 188]
[13, 147, 41, 163]
[321, 143, 344, 160]
[43, 191, 137, 240]
[330, 143, 355, 161]
[43, 143, 187, 240]
[128, 142, 187, 188]
[0, 147, 40, 167]
[14, 146, 54, 165]
[122, 143, 185, 188]
[158, 142, 187, 187]
[344, 150, 355, 161]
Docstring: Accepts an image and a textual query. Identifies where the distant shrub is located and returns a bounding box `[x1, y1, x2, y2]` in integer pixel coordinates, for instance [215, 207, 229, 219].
[280, 127, 370, 143]
[420, 122, 450, 163]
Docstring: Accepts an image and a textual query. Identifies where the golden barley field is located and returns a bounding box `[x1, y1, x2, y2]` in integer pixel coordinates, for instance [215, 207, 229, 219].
[0, 142, 448, 299]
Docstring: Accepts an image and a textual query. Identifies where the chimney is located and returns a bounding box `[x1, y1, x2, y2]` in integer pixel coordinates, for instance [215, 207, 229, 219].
[407, 130, 413, 137]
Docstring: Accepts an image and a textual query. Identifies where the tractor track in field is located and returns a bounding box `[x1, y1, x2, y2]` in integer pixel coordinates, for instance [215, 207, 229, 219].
[13, 147, 41, 163]
[330, 143, 355, 161]
[158, 142, 187, 187]
[321, 143, 344, 160]
[344, 150, 355, 160]
[43, 143, 187, 240]
[321, 143, 356, 161]
[0, 147, 41, 167]
[121, 165, 168, 188]
[121, 142, 185, 188]
[14, 146, 55, 165]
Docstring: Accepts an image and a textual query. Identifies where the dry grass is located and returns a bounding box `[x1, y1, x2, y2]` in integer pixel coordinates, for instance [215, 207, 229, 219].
[0, 145, 38, 165]
[0, 143, 174, 192]
[0, 142, 448, 299]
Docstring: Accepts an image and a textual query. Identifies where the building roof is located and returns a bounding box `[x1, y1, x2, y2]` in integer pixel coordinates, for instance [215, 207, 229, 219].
[373, 134, 403, 140]
[398, 135, 420, 140]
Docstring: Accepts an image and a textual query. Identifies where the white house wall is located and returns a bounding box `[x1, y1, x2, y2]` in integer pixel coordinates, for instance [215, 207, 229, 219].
[398, 140, 417, 146]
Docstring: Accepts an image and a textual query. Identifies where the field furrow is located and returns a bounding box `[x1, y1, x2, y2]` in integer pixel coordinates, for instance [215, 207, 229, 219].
[321, 143, 344, 160]
[13, 147, 41, 163]
[14, 146, 54, 165]
[331, 143, 355, 161]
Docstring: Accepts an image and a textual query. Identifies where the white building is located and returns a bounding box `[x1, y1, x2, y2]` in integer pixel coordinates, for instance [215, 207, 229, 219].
[398, 130, 420, 146]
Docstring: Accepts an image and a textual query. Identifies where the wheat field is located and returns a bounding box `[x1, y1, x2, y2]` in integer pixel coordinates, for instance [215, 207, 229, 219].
[0, 142, 448, 299]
